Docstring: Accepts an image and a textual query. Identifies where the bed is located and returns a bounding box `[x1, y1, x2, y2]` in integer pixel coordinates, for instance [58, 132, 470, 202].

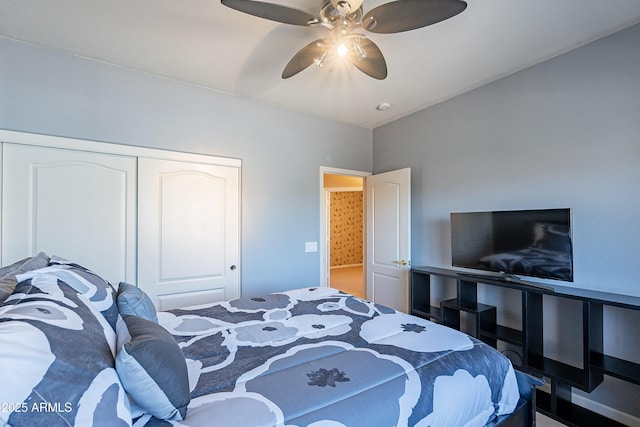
[0, 254, 540, 427]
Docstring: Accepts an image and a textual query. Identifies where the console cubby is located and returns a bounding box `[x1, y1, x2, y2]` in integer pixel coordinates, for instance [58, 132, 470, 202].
[441, 293, 497, 347]
[411, 266, 640, 426]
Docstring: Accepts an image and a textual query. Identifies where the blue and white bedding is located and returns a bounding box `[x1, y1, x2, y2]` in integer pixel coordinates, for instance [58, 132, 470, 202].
[0, 255, 521, 427]
[144, 287, 520, 427]
[0, 256, 130, 427]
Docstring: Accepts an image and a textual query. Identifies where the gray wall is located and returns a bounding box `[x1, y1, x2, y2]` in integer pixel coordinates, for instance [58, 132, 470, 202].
[0, 37, 373, 298]
[373, 23, 640, 420]
[374, 23, 640, 297]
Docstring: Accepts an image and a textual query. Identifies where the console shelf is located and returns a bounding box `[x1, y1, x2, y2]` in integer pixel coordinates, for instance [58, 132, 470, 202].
[411, 266, 640, 426]
[412, 306, 441, 322]
[591, 353, 640, 385]
[480, 324, 522, 346]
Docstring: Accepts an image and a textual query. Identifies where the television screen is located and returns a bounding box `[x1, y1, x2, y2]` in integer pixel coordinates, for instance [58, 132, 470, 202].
[451, 208, 573, 282]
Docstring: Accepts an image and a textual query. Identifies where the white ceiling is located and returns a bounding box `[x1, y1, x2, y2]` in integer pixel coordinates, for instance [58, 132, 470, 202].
[1, 0, 639, 129]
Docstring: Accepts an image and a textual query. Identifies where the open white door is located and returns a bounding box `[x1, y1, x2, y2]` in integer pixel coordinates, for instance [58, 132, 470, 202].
[366, 168, 411, 312]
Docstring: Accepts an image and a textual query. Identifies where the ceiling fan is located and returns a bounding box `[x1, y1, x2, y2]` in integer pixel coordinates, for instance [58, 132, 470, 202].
[221, 0, 467, 80]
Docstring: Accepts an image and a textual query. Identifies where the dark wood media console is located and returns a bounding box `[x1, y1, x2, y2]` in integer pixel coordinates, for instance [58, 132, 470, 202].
[411, 266, 640, 426]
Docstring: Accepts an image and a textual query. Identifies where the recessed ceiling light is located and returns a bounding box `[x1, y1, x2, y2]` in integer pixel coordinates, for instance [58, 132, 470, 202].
[376, 102, 391, 111]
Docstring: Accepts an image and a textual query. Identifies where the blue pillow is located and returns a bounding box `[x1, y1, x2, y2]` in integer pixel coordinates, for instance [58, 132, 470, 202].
[116, 315, 190, 421]
[117, 282, 158, 323]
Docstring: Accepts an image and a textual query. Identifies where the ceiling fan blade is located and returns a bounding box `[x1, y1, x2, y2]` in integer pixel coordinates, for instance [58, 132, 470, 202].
[221, 0, 317, 26]
[282, 38, 328, 79]
[350, 38, 387, 80]
[363, 0, 467, 34]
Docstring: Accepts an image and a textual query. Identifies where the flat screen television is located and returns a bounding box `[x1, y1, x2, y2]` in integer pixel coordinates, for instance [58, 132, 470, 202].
[450, 208, 573, 282]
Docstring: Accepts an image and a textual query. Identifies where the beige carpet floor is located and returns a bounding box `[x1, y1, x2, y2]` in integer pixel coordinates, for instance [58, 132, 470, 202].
[330, 265, 364, 298]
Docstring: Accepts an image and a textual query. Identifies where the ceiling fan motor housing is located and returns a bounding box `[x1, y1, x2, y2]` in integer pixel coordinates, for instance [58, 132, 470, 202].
[320, 1, 363, 29]
[330, 0, 365, 14]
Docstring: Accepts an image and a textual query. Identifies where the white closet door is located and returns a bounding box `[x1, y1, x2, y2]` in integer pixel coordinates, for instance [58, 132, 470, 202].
[138, 158, 240, 309]
[2, 143, 137, 283]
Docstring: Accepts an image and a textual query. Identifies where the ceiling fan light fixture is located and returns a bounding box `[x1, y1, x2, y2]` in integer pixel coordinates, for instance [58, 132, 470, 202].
[222, 0, 467, 80]
[337, 43, 349, 57]
[314, 50, 328, 67]
[353, 39, 367, 60]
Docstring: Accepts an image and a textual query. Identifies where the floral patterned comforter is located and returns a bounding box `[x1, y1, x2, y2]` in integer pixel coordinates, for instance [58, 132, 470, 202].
[142, 287, 520, 427]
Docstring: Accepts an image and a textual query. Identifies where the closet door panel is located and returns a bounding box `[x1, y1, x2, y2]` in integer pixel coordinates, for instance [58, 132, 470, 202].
[2, 143, 137, 283]
[138, 158, 240, 309]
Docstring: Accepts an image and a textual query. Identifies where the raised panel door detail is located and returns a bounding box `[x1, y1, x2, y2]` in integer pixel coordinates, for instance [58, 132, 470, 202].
[2, 144, 136, 283]
[371, 182, 400, 267]
[138, 158, 240, 307]
[159, 171, 225, 281]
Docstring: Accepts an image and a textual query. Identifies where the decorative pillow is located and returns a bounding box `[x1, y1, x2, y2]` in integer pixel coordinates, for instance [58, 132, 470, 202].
[0, 252, 50, 303]
[117, 282, 158, 323]
[16, 256, 120, 332]
[0, 276, 131, 426]
[116, 315, 190, 421]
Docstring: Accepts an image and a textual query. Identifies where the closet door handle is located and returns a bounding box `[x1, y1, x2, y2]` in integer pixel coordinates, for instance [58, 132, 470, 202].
[230, 265, 237, 271]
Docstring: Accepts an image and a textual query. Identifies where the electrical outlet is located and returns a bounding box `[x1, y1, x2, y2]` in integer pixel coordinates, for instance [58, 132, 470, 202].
[305, 242, 318, 252]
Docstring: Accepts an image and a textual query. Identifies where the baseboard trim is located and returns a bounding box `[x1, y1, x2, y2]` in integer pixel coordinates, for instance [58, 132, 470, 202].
[536, 378, 639, 426]
[572, 394, 640, 427]
[330, 263, 363, 270]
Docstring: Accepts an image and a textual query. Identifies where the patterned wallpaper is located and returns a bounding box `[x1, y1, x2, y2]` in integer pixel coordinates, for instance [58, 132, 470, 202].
[330, 191, 363, 267]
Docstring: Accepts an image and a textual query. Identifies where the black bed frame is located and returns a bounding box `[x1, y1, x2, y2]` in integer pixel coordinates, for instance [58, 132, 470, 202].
[488, 371, 544, 427]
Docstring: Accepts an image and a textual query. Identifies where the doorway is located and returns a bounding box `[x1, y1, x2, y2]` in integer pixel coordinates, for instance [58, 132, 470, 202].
[320, 167, 411, 311]
[320, 168, 369, 298]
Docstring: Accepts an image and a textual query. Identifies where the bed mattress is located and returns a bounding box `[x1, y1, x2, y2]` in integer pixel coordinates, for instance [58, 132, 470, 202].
[141, 287, 520, 427]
